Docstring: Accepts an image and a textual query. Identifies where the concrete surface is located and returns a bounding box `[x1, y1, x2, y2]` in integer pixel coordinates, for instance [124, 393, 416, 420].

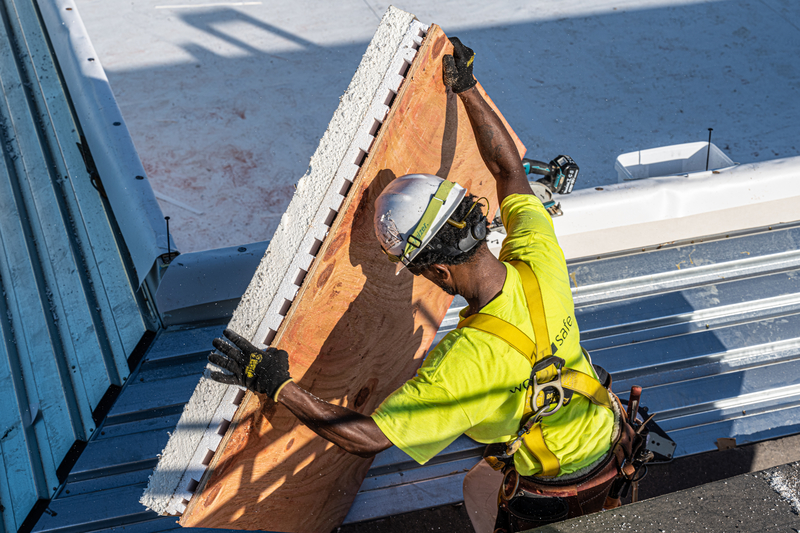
[72, 0, 800, 252]
[533, 463, 800, 532]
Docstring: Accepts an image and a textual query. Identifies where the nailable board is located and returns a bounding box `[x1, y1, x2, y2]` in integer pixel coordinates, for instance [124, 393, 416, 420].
[180, 25, 525, 532]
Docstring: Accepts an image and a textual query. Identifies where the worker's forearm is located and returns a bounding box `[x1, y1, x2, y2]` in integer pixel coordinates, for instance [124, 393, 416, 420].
[458, 86, 524, 182]
[277, 381, 392, 458]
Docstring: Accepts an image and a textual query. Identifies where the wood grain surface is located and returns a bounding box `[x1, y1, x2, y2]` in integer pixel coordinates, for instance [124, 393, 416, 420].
[180, 25, 525, 532]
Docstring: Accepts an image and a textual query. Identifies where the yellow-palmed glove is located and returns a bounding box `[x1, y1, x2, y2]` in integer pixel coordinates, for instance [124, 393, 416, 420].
[443, 37, 477, 93]
[208, 328, 292, 401]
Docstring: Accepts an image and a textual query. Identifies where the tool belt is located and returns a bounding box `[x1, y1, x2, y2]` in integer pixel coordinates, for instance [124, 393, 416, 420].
[496, 451, 619, 531]
[489, 392, 642, 533]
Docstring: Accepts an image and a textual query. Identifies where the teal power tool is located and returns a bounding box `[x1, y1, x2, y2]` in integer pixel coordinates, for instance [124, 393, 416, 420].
[523, 155, 579, 217]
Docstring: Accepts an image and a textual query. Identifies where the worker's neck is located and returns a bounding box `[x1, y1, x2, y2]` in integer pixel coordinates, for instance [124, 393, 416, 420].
[454, 247, 507, 316]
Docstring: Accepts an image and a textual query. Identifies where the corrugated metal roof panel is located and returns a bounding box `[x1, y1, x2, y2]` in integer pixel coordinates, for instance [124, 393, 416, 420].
[30, 221, 800, 530]
[31, 325, 224, 533]
[345, 222, 800, 523]
[0, 0, 153, 529]
[31, 325, 279, 533]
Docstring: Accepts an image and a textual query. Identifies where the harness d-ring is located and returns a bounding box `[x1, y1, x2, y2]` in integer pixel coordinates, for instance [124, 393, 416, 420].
[530, 356, 566, 419]
[504, 356, 568, 457]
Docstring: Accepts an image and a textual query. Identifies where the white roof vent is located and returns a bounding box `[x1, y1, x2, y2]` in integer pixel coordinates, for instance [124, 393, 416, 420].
[616, 141, 736, 182]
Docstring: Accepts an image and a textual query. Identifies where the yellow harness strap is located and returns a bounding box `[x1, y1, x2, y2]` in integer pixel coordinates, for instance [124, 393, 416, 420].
[457, 313, 535, 365]
[525, 424, 561, 477]
[510, 261, 552, 364]
[457, 261, 612, 477]
[560, 363, 613, 409]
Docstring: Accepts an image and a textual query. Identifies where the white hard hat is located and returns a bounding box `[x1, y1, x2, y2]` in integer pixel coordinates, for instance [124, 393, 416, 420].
[374, 174, 467, 267]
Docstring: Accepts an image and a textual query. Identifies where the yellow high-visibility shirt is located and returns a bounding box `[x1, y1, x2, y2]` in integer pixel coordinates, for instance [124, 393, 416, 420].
[372, 194, 614, 476]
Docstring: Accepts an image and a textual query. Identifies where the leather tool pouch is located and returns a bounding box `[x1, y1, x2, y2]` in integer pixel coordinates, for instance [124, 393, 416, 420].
[492, 374, 640, 533]
[494, 447, 621, 532]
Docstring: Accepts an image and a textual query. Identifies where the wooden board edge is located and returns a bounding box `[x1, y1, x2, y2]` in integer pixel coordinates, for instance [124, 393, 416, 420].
[180, 24, 438, 526]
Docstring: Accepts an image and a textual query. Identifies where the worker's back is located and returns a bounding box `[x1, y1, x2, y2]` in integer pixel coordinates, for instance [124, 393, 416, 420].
[372, 194, 614, 476]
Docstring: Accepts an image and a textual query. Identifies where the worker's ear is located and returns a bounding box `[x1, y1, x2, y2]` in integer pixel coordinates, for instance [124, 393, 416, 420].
[427, 263, 452, 284]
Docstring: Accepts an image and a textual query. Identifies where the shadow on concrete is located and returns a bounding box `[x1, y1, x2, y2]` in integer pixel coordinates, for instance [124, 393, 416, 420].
[103, 2, 800, 251]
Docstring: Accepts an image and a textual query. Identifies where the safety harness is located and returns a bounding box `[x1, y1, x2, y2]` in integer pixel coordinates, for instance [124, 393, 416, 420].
[457, 260, 613, 477]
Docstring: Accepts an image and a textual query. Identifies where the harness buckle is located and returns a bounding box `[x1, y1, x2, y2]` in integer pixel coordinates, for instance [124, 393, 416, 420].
[530, 356, 566, 420]
[504, 356, 568, 457]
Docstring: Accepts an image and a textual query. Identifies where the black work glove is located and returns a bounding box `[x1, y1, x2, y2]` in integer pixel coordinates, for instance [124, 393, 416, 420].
[442, 37, 477, 93]
[208, 328, 292, 401]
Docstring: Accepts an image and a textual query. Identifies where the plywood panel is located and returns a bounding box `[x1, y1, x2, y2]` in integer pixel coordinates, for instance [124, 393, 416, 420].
[180, 25, 525, 532]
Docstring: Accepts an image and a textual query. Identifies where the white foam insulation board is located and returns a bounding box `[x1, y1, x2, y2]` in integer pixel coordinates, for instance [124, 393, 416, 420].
[140, 5, 427, 515]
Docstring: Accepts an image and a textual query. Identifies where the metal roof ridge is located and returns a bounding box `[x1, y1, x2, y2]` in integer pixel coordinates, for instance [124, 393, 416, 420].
[36, 0, 176, 291]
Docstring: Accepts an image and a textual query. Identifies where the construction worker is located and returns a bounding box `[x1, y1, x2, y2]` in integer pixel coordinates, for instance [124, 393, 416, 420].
[208, 38, 634, 532]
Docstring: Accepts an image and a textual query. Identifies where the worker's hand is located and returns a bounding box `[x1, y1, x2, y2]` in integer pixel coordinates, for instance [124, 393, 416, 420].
[208, 328, 292, 401]
[443, 37, 477, 93]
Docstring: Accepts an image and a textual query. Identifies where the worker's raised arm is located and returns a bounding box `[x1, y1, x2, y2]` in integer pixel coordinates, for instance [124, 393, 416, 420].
[443, 38, 530, 204]
[207, 329, 392, 458]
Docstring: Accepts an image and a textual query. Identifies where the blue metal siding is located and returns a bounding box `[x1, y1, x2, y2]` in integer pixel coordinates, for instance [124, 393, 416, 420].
[32, 325, 220, 533]
[0, 0, 152, 529]
[32, 325, 275, 533]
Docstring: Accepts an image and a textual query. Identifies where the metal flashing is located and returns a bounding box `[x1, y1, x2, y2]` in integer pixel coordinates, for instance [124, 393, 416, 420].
[154, 241, 270, 327]
[36, 0, 177, 289]
[0, 0, 152, 529]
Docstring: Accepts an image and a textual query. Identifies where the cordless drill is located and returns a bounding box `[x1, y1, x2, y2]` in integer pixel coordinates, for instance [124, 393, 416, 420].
[523, 155, 579, 216]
